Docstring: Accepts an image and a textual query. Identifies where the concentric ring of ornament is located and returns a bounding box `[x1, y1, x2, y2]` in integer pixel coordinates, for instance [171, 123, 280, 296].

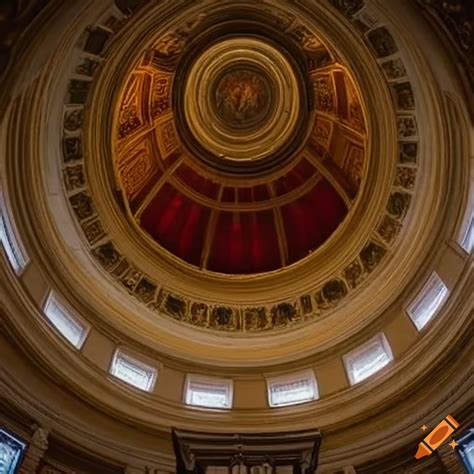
[57, 1, 419, 334]
[183, 37, 302, 163]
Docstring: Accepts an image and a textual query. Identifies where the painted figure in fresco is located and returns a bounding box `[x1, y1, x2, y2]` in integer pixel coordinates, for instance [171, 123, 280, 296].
[215, 70, 268, 124]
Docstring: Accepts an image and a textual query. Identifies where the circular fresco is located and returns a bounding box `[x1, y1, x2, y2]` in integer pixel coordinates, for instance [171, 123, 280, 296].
[180, 37, 303, 165]
[213, 68, 272, 129]
[107, 21, 373, 278]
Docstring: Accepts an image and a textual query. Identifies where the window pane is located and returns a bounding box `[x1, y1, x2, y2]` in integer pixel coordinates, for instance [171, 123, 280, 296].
[43, 293, 89, 349]
[185, 376, 232, 409]
[110, 351, 157, 392]
[0, 211, 28, 274]
[460, 213, 473, 252]
[344, 334, 393, 385]
[268, 371, 318, 407]
[407, 273, 449, 331]
[0, 428, 26, 474]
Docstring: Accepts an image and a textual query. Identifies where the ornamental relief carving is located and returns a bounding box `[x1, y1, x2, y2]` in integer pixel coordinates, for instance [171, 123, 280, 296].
[117, 142, 158, 199]
[311, 74, 335, 114]
[152, 14, 206, 70]
[58, 1, 419, 333]
[343, 259, 365, 289]
[381, 58, 407, 80]
[150, 73, 172, 119]
[377, 215, 402, 244]
[118, 74, 144, 139]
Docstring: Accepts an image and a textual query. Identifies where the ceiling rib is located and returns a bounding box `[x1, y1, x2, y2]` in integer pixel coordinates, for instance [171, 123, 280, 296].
[305, 150, 352, 208]
[134, 154, 184, 220]
[200, 185, 224, 270]
[269, 183, 289, 267]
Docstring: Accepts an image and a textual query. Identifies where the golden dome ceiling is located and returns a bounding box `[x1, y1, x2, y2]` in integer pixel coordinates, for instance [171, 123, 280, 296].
[49, 0, 417, 337]
[113, 8, 367, 275]
[1, 0, 472, 470]
[3, 0, 442, 351]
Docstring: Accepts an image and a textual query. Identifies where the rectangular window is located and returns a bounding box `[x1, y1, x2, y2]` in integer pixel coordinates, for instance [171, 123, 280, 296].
[110, 350, 157, 392]
[0, 210, 28, 274]
[184, 375, 233, 409]
[460, 213, 473, 253]
[43, 292, 89, 349]
[267, 370, 318, 407]
[344, 333, 393, 385]
[0, 428, 27, 474]
[406, 272, 449, 331]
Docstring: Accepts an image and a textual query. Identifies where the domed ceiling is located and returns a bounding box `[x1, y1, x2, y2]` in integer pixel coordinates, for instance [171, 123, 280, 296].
[113, 6, 367, 274]
[56, 0, 420, 336]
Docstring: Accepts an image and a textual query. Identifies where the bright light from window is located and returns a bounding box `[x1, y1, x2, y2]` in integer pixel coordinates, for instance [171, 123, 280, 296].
[110, 350, 157, 392]
[0, 210, 28, 274]
[43, 292, 89, 349]
[460, 213, 473, 253]
[185, 375, 233, 409]
[267, 370, 318, 407]
[0, 428, 26, 473]
[406, 272, 449, 331]
[344, 333, 393, 385]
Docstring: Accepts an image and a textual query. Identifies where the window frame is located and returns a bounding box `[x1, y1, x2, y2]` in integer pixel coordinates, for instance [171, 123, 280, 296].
[184, 374, 234, 410]
[343, 333, 394, 386]
[0, 206, 29, 275]
[43, 291, 90, 349]
[109, 349, 158, 393]
[0, 427, 27, 474]
[405, 272, 449, 332]
[266, 369, 319, 408]
[460, 212, 473, 252]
